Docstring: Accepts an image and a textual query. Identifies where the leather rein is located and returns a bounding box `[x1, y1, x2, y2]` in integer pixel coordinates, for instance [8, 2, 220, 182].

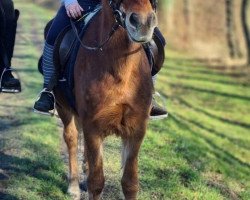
[70, 0, 124, 51]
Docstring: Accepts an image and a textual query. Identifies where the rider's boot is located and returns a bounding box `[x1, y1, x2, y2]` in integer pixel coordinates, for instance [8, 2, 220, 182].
[34, 88, 55, 114]
[0, 68, 21, 93]
[150, 96, 168, 120]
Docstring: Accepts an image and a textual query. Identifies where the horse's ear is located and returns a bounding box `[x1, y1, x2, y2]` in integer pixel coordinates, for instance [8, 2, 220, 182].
[150, 0, 158, 11]
[110, 0, 123, 9]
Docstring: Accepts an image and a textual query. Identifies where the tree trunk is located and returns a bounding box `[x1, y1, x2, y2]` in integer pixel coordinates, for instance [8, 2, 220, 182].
[242, 0, 250, 65]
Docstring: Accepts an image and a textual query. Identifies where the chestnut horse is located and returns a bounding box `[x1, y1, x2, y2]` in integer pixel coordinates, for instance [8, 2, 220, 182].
[55, 0, 157, 199]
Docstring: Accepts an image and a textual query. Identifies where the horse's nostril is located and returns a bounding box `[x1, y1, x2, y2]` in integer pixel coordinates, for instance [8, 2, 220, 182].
[147, 12, 157, 27]
[129, 13, 140, 28]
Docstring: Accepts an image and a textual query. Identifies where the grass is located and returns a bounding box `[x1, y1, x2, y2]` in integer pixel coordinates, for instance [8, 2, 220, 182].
[1, 1, 250, 200]
[138, 54, 250, 199]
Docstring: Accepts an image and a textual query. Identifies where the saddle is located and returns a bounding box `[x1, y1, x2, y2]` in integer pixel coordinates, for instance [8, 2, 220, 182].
[148, 27, 166, 76]
[54, 7, 102, 74]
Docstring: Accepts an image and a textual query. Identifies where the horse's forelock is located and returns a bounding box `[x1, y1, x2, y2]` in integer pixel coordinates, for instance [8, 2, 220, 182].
[116, 0, 156, 10]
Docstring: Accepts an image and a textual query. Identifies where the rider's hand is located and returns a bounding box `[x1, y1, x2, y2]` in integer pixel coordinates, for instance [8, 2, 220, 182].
[66, 2, 84, 19]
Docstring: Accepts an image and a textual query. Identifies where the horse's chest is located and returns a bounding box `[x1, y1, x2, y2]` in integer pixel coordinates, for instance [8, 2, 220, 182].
[82, 78, 144, 126]
[76, 65, 152, 131]
[89, 80, 133, 108]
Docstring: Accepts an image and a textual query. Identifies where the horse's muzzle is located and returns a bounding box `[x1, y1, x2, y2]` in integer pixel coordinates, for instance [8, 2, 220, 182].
[125, 12, 157, 43]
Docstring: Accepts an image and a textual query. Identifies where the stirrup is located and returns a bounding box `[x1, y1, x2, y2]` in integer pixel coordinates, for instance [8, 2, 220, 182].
[0, 68, 21, 93]
[149, 91, 168, 120]
[150, 112, 169, 120]
[33, 88, 57, 117]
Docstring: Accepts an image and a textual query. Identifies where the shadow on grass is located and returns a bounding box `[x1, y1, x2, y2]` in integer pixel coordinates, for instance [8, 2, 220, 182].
[169, 83, 250, 101]
[169, 95, 250, 129]
[165, 69, 250, 87]
[0, 112, 68, 199]
[179, 114, 250, 151]
[170, 114, 250, 174]
[0, 149, 68, 199]
[165, 63, 248, 78]
[147, 116, 249, 199]
[0, 110, 43, 133]
[167, 57, 249, 75]
[0, 192, 19, 200]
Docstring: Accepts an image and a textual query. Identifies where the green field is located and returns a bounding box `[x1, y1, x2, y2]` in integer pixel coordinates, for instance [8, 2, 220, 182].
[0, 1, 249, 200]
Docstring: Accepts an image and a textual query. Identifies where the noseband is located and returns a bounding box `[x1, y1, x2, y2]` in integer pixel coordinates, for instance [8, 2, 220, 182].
[72, 0, 157, 51]
[109, 0, 126, 27]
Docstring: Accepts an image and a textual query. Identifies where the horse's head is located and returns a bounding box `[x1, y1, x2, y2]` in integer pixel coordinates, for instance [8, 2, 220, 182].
[110, 0, 158, 43]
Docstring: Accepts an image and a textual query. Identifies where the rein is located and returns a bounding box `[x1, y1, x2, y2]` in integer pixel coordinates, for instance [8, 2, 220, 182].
[70, 0, 125, 51]
[70, 19, 120, 51]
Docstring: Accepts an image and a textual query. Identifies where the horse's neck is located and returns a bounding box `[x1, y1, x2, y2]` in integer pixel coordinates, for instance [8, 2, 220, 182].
[100, 0, 114, 29]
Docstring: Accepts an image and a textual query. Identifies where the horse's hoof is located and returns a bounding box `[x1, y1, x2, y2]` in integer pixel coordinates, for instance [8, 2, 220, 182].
[68, 183, 81, 200]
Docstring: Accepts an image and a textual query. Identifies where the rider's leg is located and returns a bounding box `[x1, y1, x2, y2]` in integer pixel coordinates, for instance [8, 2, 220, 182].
[5, 9, 19, 65]
[0, 0, 21, 93]
[149, 27, 168, 119]
[150, 75, 168, 119]
[34, 1, 100, 113]
[34, 5, 71, 113]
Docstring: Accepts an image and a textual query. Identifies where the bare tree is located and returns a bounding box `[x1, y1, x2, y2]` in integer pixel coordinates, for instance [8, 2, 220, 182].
[242, 0, 250, 65]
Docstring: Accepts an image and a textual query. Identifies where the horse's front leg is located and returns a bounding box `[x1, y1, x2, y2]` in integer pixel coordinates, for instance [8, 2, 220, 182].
[83, 126, 104, 200]
[121, 123, 147, 200]
[63, 116, 80, 200]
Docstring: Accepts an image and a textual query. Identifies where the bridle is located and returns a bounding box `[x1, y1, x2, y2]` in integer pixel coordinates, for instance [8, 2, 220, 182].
[109, 0, 125, 28]
[71, 0, 157, 51]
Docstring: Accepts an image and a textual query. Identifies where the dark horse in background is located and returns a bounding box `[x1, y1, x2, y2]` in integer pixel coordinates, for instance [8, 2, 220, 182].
[52, 0, 159, 199]
[0, 0, 21, 93]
